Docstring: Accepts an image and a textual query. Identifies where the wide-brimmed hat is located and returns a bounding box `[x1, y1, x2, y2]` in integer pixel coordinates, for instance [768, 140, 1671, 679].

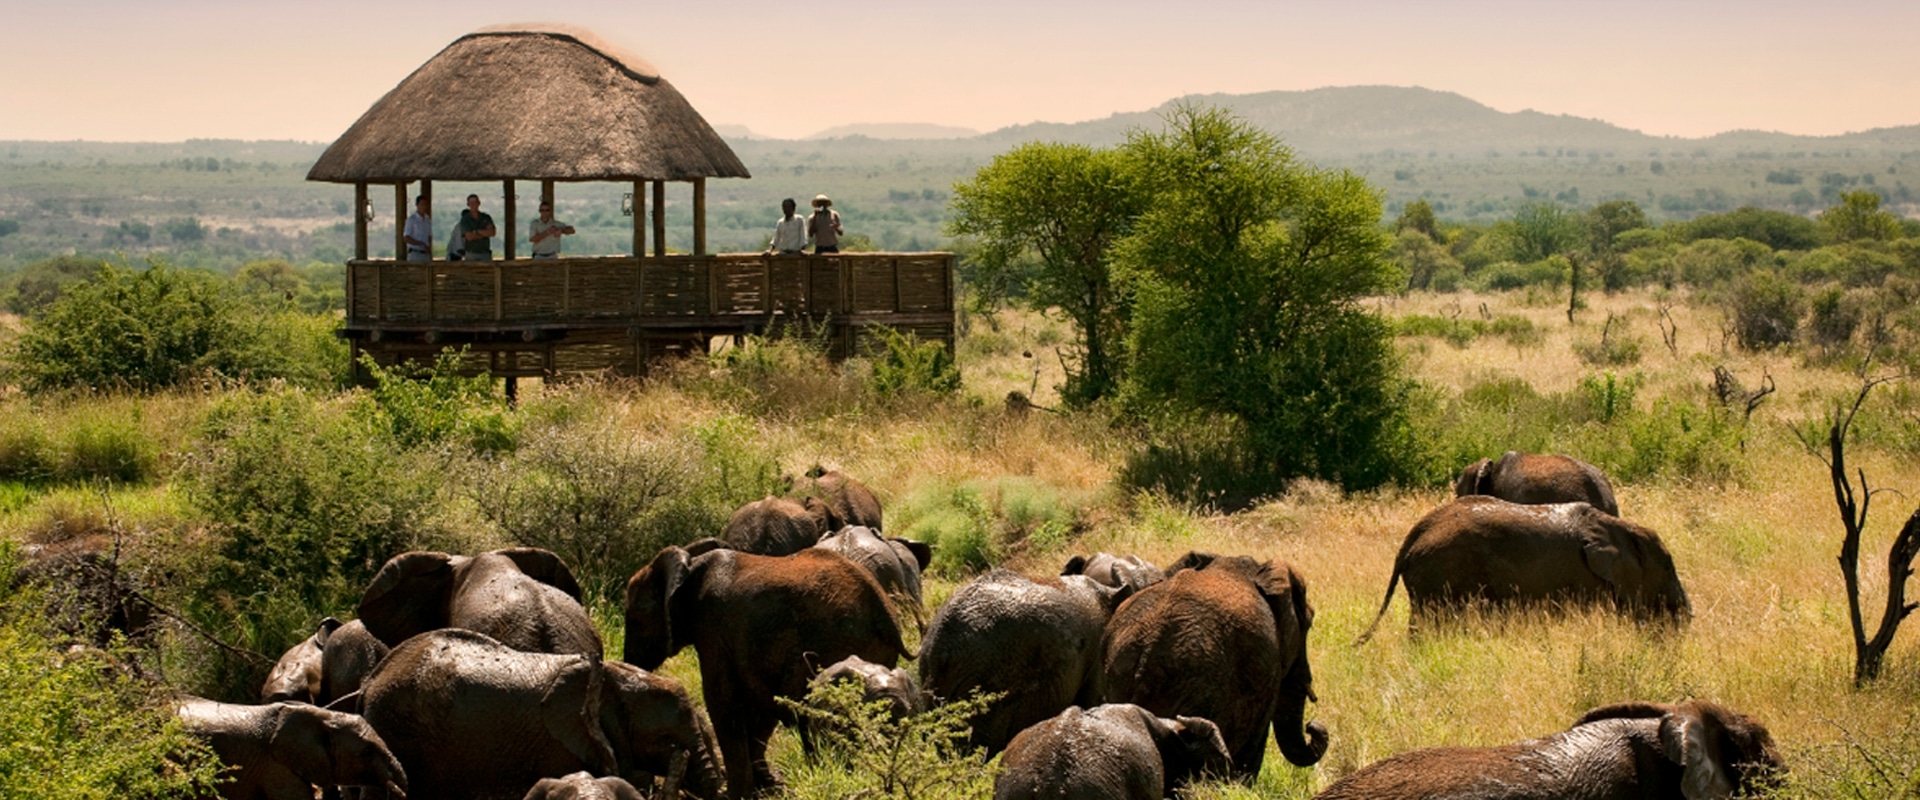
[813, 194, 832, 207]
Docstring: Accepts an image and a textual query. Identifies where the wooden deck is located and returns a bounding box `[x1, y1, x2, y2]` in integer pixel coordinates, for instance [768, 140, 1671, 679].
[342, 252, 955, 378]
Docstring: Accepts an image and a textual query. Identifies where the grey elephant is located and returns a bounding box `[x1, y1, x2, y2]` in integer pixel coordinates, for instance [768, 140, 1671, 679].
[1313, 700, 1784, 800]
[1358, 496, 1690, 641]
[357, 547, 600, 658]
[175, 697, 407, 800]
[918, 569, 1130, 756]
[1456, 450, 1620, 516]
[625, 545, 907, 798]
[1062, 553, 1164, 594]
[262, 618, 389, 707]
[813, 526, 932, 626]
[994, 704, 1232, 800]
[811, 654, 927, 720]
[523, 772, 645, 799]
[358, 629, 724, 800]
[1103, 551, 1328, 780]
[785, 467, 884, 531]
[719, 495, 841, 556]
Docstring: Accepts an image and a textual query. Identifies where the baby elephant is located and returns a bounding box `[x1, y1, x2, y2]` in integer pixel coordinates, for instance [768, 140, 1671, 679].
[523, 772, 645, 800]
[811, 655, 927, 720]
[1313, 700, 1784, 800]
[994, 704, 1232, 800]
[175, 698, 408, 800]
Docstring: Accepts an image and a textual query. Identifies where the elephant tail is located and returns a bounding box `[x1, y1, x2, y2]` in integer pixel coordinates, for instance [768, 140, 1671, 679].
[1352, 567, 1403, 646]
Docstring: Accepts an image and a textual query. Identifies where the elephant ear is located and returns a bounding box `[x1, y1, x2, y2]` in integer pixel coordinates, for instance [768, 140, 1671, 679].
[1579, 520, 1647, 605]
[496, 547, 585, 603]
[357, 551, 457, 647]
[541, 656, 621, 778]
[1657, 705, 1738, 800]
[1165, 715, 1233, 784]
[894, 538, 934, 571]
[313, 616, 343, 648]
[1455, 458, 1491, 497]
[683, 537, 730, 558]
[1061, 554, 1091, 576]
[266, 704, 337, 784]
[626, 547, 693, 668]
[1163, 551, 1219, 577]
[804, 495, 847, 534]
[1258, 561, 1315, 638]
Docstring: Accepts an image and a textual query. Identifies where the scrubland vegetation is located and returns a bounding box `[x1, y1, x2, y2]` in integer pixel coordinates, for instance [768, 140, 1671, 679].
[3, 109, 1920, 798]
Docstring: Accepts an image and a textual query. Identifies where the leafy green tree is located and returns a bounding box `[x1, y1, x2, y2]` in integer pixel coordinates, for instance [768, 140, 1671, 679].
[1394, 198, 1443, 243]
[1391, 229, 1461, 291]
[2, 255, 108, 315]
[1821, 190, 1903, 243]
[1585, 200, 1648, 291]
[1115, 105, 1412, 491]
[1507, 201, 1584, 263]
[1677, 206, 1822, 250]
[8, 262, 250, 391]
[948, 143, 1143, 405]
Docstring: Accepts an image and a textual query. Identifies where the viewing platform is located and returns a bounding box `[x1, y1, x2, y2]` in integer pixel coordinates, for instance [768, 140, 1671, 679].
[342, 251, 955, 379]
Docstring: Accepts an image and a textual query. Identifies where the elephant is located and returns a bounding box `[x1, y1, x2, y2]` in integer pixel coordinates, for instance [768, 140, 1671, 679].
[624, 544, 907, 798]
[1358, 496, 1691, 641]
[1102, 551, 1328, 781]
[523, 772, 645, 800]
[174, 697, 407, 800]
[812, 526, 932, 626]
[1312, 700, 1784, 800]
[1062, 553, 1164, 594]
[262, 617, 338, 704]
[719, 495, 840, 556]
[994, 704, 1232, 800]
[785, 467, 884, 531]
[810, 654, 928, 720]
[917, 569, 1130, 756]
[1456, 450, 1620, 516]
[357, 547, 601, 659]
[358, 629, 724, 800]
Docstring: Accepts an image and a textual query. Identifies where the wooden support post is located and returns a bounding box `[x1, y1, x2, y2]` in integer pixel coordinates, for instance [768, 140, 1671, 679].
[393, 184, 407, 260]
[631, 181, 645, 258]
[541, 179, 555, 210]
[420, 180, 432, 258]
[354, 182, 368, 260]
[693, 178, 707, 256]
[652, 180, 666, 257]
[503, 179, 517, 261]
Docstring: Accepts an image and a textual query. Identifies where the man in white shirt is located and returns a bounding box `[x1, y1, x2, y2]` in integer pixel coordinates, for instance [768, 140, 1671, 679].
[765, 198, 807, 255]
[403, 195, 432, 262]
[528, 200, 575, 259]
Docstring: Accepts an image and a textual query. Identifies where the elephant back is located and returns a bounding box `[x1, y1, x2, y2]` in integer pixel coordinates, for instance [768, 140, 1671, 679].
[720, 496, 833, 556]
[996, 705, 1163, 800]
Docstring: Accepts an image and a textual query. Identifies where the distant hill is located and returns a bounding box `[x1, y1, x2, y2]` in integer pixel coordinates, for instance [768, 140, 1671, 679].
[711, 124, 764, 140]
[805, 123, 982, 141]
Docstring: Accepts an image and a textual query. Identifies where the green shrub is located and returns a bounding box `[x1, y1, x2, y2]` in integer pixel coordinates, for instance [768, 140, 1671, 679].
[0, 554, 222, 799]
[359, 351, 515, 453]
[777, 680, 998, 800]
[1488, 314, 1542, 348]
[1673, 238, 1774, 286]
[1474, 258, 1567, 291]
[1806, 285, 1862, 350]
[1573, 320, 1644, 367]
[56, 412, 158, 485]
[896, 483, 998, 575]
[869, 327, 961, 398]
[0, 416, 53, 483]
[1575, 371, 1643, 425]
[1394, 314, 1483, 348]
[1726, 270, 1805, 350]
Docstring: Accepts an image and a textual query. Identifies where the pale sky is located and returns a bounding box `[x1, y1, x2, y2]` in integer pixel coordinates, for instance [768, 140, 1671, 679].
[3, 0, 1916, 143]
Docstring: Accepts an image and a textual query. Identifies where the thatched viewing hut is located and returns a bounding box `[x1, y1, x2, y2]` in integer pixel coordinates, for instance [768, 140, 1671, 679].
[309, 24, 954, 383]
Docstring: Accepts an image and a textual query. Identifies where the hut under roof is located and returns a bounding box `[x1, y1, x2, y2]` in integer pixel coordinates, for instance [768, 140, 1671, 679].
[307, 24, 748, 183]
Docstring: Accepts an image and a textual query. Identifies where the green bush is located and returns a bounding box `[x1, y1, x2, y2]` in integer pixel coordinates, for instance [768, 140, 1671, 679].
[0, 416, 54, 483]
[359, 351, 515, 453]
[1489, 314, 1543, 348]
[55, 412, 158, 484]
[777, 680, 998, 800]
[1575, 371, 1643, 425]
[1806, 285, 1862, 350]
[1726, 270, 1805, 350]
[1474, 258, 1566, 291]
[1394, 314, 1482, 348]
[0, 554, 222, 799]
[869, 327, 961, 398]
[895, 483, 999, 575]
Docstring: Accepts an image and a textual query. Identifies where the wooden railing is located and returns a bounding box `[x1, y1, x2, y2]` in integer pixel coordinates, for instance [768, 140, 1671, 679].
[344, 252, 955, 330]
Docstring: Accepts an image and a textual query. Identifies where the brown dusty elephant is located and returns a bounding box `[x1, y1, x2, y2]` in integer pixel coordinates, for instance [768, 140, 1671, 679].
[1358, 496, 1690, 641]
[624, 545, 907, 798]
[1456, 450, 1620, 516]
[785, 467, 884, 531]
[175, 697, 407, 800]
[1102, 551, 1328, 781]
[812, 526, 932, 626]
[994, 704, 1232, 800]
[358, 629, 724, 800]
[357, 547, 600, 658]
[523, 772, 645, 800]
[1312, 700, 1784, 800]
[917, 569, 1132, 756]
[719, 495, 841, 556]
[1062, 552, 1164, 594]
[261, 618, 389, 706]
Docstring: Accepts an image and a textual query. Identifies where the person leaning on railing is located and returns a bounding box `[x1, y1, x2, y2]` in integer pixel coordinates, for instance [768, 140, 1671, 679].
[529, 201, 575, 259]
[765, 198, 807, 256]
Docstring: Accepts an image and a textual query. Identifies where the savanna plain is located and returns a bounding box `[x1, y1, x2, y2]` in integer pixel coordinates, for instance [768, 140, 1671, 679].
[3, 282, 1919, 798]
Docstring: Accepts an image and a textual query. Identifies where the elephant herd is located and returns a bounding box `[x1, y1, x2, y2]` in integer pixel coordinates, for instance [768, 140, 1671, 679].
[171, 460, 1785, 800]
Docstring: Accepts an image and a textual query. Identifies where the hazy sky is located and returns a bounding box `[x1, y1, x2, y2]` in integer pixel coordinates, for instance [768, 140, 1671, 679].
[4, 0, 1916, 142]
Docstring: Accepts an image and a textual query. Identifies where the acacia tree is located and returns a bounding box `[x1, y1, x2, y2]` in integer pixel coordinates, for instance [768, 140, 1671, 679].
[1820, 190, 1902, 243]
[1115, 105, 1412, 490]
[948, 143, 1143, 405]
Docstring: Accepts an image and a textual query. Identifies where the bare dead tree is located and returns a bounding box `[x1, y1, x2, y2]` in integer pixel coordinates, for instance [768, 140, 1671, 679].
[1657, 300, 1680, 357]
[1796, 374, 1920, 686]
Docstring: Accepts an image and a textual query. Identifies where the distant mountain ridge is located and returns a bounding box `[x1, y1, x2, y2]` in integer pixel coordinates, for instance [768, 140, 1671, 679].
[807, 123, 981, 140]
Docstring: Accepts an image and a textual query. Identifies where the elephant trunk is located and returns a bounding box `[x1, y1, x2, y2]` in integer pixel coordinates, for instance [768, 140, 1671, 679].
[683, 704, 728, 800]
[1273, 658, 1329, 767]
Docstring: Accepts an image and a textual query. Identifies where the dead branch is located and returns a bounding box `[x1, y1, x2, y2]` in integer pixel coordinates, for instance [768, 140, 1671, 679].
[1658, 300, 1680, 357]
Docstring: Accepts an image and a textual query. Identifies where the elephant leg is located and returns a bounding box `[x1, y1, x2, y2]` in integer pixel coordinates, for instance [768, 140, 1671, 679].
[746, 712, 784, 796]
[1229, 730, 1268, 784]
[713, 713, 759, 800]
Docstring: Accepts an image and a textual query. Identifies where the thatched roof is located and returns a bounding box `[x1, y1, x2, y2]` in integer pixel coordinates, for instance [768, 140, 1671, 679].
[308, 24, 749, 183]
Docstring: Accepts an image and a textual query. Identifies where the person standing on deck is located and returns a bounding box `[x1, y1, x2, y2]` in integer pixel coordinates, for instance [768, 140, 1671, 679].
[458, 194, 497, 261]
[808, 194, 842, 254]
[765, 198, 807, 255]
[528, 200, 575, 259]
[403, 195, 433, 262]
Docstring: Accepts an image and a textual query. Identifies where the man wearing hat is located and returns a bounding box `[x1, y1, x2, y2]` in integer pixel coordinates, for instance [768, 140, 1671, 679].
[808, 194, 843, 254]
